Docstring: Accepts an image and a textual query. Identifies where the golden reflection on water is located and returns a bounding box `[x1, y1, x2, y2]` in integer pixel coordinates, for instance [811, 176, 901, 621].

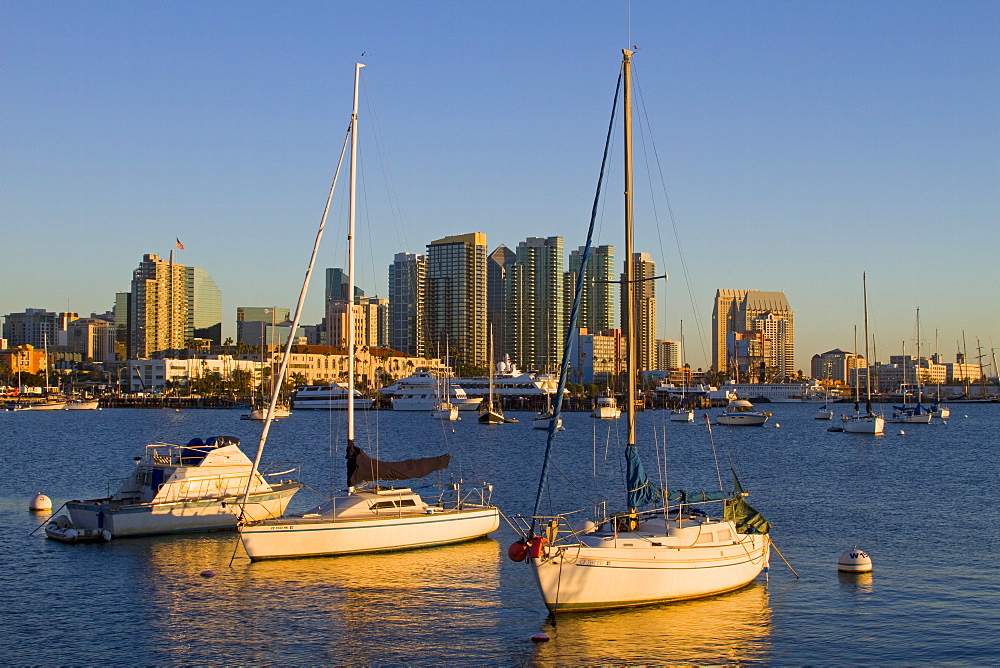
[140, 535, 505, 663]
[532, 582, 773, 666]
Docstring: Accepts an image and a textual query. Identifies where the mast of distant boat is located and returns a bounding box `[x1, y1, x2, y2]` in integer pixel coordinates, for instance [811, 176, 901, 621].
[862, 273, 874, 415]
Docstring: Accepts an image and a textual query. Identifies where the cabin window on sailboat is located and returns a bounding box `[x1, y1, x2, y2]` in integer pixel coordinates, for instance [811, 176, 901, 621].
[696, 532, 715, 544]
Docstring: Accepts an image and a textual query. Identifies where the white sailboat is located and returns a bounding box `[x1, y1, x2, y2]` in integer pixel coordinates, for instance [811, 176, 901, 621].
[510, 50, 770, 613]
[888, 309, 932, 424]
[669, 320, 694, 422]
[244, 309, 292, 420]
[478, 329, 510, 424]
[842, 274, 885, 435]
[238, 62, 499, 561]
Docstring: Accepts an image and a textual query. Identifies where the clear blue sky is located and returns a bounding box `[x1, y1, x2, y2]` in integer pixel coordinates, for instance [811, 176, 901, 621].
[2, 1, 998, 373]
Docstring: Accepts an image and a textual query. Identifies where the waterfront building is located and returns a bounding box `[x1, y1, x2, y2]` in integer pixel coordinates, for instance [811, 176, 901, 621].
[811, 348, 864, 383]
[0, 344, 46, 374]
[426, 233, 488, 369]
[713, 289, 794, 381]
[185, 267, 223, 345]
[505, 237, 565, 372]
[66, 318, 116, 363]
[388, 252, 427, 357]
[487, 245, 516, 361]
[567, 245, 616, 334]
[325, 297, 388, 350]
[129, 253, 188, 359]
[2, 308, 78, 348]
[621, 253, 658, 373]
[573, 328, 622, 386]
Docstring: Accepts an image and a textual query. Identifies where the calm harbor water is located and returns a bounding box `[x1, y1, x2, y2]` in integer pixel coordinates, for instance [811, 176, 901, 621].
[2, 402, 997, 664]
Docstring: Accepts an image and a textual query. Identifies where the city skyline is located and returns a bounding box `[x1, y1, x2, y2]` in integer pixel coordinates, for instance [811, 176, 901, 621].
[2, 2, 997, 372]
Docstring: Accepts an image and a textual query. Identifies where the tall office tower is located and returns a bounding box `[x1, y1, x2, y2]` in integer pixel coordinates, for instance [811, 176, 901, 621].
[620, 252, 658, 373]
[388, 252, 427, 356]
[713, 289, 794, 381]
[657, 339, 681, 370]
[113, 292, 130, 359]
[426, 233, 488, 370]
[487, 245, 516, 360]
[326, 267, 364, 302]
[567, 245, 615, 332]
[2, 308, 77, 348]
[185, 266, 222, 345]
[505, 237, 565, 372]
[67, 318, 116, 362]
[236, 307, 292, 347]
[130, 253, 188, 358]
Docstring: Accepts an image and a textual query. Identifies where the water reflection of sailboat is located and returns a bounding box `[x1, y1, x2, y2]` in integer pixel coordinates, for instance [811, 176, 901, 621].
[142, 536, 503, 664]
[532, 583, 772, 665]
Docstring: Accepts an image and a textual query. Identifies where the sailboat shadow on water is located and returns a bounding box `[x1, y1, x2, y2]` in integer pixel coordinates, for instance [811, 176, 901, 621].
[509, 50, 772, 613]
[237, 62, 499, 561]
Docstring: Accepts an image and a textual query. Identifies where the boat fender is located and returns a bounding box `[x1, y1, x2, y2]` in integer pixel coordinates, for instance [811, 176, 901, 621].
[101, 530, 112, 542]
[507, 539, 529, 562]
[528, 536, 548, 558]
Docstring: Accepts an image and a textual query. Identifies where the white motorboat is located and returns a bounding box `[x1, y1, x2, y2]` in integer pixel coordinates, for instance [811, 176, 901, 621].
[379, 371, 480, 412]
[238, 62, 499, 560]
[511, 50, 770, 613]
[64, 398, 100, 410]
[813, 406, 835, 420]
[717, 399, 771, 426]
[592, 394, 621, 419]
[290, 383, 373, 410]
[243, 403, 292, 420]
[669, 407, 695, 422]
[532, 411, 564, 430]
[58, 436, 300, 538]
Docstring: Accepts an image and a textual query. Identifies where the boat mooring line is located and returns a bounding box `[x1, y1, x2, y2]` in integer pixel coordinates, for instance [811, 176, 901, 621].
[770, 540, 800, 579]
[27, 502, 67, 536]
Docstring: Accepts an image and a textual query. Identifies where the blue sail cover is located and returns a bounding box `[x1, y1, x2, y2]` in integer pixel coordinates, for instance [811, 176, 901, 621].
[625, 443, 660, 508]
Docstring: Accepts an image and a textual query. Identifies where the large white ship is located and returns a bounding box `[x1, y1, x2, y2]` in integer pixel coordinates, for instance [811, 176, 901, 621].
[458, 355, 558, 398]
[379, 371, 481, 411]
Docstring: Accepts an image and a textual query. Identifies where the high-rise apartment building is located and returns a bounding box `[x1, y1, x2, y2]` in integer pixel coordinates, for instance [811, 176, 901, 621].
[426, 233, 488, 369]
[326, 297, 387, 350]
[657, 339, 681, 371]
[567, 245, 615, 333]
[713, 289, 794, 380]
[620, 253, 658, 373]
[506, 237, 564, 372]
[66, 318, 116, 362]
[487, 245, 516, 361]
[388, 252, 427, 357]
[130, 253, 188, 358]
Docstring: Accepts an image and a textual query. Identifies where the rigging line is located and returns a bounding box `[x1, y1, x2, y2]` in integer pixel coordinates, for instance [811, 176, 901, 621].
[633, 69, 711, 370]
[361, 69, 410, 254]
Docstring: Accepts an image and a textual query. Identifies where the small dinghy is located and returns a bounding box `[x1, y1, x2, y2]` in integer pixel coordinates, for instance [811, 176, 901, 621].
[44, 515, 111, 544]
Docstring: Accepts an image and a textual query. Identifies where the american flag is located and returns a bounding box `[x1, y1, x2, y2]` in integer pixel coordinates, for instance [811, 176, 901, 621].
[175, 238, 185, 250]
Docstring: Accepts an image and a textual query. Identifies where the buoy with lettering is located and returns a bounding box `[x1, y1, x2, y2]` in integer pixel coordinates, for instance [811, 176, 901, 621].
[530, 633, 550, 642]
[200, 569, 216, 578]
[30, 493, 52, 512]
[838, 546, 873, 573]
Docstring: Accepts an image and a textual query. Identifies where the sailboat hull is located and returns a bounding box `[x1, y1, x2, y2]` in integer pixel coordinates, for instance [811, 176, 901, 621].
[529, 528, 769, 612]
[240, 507, 500, 561]
[842, 415, 885, 434]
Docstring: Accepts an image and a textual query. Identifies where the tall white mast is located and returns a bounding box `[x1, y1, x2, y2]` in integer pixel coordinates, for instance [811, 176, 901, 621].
[347, 62, 364, 453]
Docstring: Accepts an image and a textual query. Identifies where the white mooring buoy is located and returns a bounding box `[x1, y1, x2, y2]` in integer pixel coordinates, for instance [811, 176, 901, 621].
[838, 546, 873, 573]
[29, 493, 52, 512]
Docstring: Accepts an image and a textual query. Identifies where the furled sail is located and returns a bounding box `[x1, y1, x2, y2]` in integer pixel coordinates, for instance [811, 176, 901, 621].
[724, 473, 771, 535]
[346, 443, 450, 487]
[625, 443, 660, 508]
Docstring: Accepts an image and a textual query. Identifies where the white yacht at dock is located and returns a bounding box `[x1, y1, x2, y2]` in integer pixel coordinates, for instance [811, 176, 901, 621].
[378, 371, 481, 412]
[290, 383, 373, 410]
[457, 355, 558, 399]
